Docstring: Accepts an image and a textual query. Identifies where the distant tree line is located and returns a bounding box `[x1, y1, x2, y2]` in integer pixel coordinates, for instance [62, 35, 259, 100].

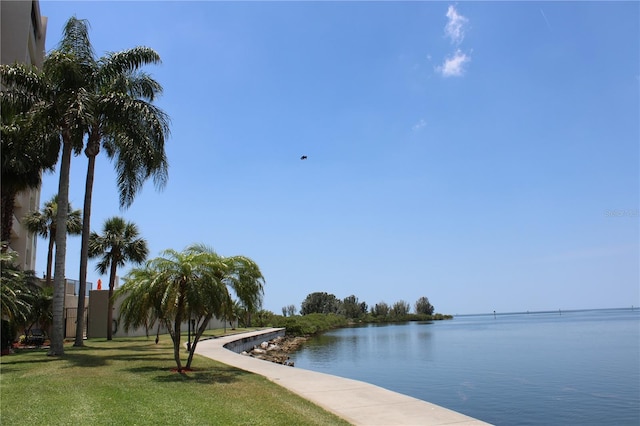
[255, 292, 449, 336]
[282, 292, 438, 321]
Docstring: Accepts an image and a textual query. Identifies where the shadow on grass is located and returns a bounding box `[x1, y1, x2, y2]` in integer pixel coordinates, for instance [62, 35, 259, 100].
[148, 366, 250, 385]
[0, 352, 64, 366]
[60, 342, 171, 367]
[63, 351, 109, 367]
[80, 340, 162, 352]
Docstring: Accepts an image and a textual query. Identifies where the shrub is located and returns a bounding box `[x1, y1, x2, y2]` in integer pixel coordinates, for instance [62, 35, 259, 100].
[268, 313, 349, 336]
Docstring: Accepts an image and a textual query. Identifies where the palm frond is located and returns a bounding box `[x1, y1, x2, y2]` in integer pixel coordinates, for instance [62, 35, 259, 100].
[58, 17, 96, 66]
[99, 47, 161, 81]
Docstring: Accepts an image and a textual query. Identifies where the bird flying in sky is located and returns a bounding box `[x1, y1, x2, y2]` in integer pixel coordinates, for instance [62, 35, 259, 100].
[300, 155, 307, 160]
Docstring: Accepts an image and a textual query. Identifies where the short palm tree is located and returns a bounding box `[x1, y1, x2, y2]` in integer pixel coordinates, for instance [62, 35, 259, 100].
[88, 217, 148, 340]
[117, 244, 265, 372]
[22, 195, 82, 287]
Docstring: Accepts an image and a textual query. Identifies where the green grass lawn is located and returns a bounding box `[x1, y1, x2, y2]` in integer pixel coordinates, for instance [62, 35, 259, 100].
[0, 332, 350, 425]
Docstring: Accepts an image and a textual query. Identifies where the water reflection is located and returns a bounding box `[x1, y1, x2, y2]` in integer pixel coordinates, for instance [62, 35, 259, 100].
[292, 322, 436, 383]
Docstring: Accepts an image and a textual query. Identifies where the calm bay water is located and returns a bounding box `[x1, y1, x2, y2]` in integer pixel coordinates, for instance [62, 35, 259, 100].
[289, 308, 640, 426]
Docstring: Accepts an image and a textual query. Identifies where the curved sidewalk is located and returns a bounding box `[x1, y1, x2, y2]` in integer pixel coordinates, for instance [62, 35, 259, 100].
[195, 328, 492, 426]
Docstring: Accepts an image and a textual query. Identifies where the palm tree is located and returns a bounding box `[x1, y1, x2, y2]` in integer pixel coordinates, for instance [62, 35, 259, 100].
[116, 265, 164, 341]
[2, 17, 96, 355]
[228, 255, 265, 327]
[75, 46, 169, 347]
[117, 244, 265, 372]
[88, 216, 148, 340]
[1, 16, 168, 355]
[22, 195, 82, 287]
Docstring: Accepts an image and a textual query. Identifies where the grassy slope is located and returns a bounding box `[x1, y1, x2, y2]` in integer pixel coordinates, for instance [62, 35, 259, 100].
[0, 334, 350, 425]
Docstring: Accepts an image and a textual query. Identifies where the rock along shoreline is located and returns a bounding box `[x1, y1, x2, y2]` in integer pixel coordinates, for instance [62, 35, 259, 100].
[241, 335, 309, 366]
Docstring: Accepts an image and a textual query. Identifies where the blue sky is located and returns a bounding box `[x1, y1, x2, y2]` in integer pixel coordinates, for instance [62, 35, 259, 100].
[34, 1, 638, 315]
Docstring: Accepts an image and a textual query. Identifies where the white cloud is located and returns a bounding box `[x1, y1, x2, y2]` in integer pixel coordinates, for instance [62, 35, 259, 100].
[445, 5, 468, 45]
[436, 5, 471, 77]
[437, 50, 470, 77]
[412, 118, 427, 131]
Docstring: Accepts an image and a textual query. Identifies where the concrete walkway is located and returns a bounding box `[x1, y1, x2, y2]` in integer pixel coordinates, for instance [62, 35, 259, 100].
[195, 328, 492, 426]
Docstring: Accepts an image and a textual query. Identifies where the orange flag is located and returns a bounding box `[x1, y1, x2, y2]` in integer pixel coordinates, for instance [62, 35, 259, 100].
[97, 279, 102, 290]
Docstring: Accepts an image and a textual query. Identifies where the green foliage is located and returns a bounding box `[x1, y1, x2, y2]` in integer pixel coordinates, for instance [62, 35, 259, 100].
[0, 65, 60, 243]
[432, 313, 453, 320]
[260, 313, 349, 336]
[117, 244, 265, 371]
[0, 249, 41, 325]
[293, 293, 450, 328]
[414, 296, 435, 315]
[89, 217, 149, 275]
[22, 195, 82, 286]
[371, 301, 390, 318]
[0, 250, 53, 344]
[22, 195, 82, 239]
[390, 300, 410, 318]
[21, 285, 53, 333]
[340, 294, 367, 319]
[300, 292, 341, 315]
[252, 309, 277, 327]
[255, 309, 452, 336]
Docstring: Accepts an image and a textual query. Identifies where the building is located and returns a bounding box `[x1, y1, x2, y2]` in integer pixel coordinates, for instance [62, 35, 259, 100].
[1, 0, 48, 271]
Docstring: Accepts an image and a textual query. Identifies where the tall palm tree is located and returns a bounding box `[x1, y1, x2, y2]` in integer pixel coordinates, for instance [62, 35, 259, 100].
[117, 244, 265, 372]
[75, 47, 169, 347]
[2, 17, 95, 355]
[1, 17, 168, 355]
[22, 195, 82, 287]
[88, 217, 148, 340]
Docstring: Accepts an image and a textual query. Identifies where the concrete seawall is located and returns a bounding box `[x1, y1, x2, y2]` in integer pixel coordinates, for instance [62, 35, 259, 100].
[196, 328, 492, 425]
[222, 328, 286, 353]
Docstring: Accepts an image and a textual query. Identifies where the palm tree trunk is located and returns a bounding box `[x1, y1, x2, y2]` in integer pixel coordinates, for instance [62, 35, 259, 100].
[173, 312, 183, 371]
[172, 288, 185, 371]
[75, 140, 98, 346]
[106, 258, 118, 340]
[45, 232, 55, 287]
[186, 315, 211, 369]
[49, 140, 73, 356]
